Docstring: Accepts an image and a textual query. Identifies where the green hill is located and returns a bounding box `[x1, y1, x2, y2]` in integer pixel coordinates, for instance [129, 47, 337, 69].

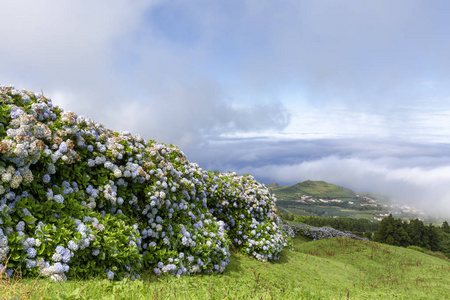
[7, 237, 450, 299]
[272, 180, 357, 201]
[271, 181, 386, 219]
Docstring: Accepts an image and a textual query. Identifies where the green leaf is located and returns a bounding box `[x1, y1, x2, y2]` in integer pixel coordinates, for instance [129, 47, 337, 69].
[23, 214, 37, 225]
[38, 243, 46, 255]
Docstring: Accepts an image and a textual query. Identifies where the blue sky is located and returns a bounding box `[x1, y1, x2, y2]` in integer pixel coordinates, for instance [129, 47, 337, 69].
[1, 0, 450, 217]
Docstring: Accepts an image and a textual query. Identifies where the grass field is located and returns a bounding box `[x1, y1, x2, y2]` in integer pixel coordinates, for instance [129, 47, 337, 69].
[2, 236, 449, 299]
[276, 205, 315, 216]
[277, 201, 381, 220]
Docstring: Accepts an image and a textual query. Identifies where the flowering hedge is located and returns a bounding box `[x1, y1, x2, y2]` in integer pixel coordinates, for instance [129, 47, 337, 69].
[0, 86, 290, 281]
[282, 223, 368, 241]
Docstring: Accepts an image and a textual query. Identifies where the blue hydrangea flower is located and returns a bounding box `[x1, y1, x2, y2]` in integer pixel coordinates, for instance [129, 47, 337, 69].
[54, 194, 64, 204]
[68, 240, 78, 251]
[62, 249, 72, 263]
[55, 245, 65, 254]
[16, 221, 25, 232]
[62, 181, 70, 188]
[26, 260, 36, 269]
[59, 142, 68, 153]
[27, 248, 36, 258]
[63, 264, 70, 273]
[52, 253, 62, 262]
[53, 262, 64, 273]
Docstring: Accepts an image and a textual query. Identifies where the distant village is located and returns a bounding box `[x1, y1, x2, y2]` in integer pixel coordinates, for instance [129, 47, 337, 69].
[295, 194, 422, 221]
[295, 194, 377, 206]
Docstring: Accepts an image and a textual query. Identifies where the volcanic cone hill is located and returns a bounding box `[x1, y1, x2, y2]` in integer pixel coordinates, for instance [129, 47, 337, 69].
[0, 86, 289, 281]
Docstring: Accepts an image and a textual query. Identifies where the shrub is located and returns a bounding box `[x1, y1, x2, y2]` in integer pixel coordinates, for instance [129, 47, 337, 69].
[407, 245, 425, 253]
[282, 223, 368, 241]
[0, 86, 289, 281]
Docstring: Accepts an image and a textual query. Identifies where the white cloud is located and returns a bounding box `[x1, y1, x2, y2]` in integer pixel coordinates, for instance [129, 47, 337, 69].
[0, 0, 290, 147]
[238, 156, 450, 218]
[0, 1, 152, 81]
[1, 1, 450, 219]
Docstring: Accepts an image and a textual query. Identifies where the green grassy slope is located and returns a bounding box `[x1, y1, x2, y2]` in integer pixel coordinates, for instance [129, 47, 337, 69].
[273, 180, 357, 201]
[271, 181, 386, 219]
[5, 237, 449, 299]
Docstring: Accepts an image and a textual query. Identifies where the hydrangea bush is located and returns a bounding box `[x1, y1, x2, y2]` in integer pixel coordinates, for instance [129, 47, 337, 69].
[0, 86, 290, 281]
[207, 172, 289, 261]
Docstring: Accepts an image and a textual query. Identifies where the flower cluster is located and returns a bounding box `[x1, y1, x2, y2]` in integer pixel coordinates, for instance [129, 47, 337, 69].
[0, 228, 9, 262]
[205, 172, 290, 261]
[0, 86, 289, 281]
[282, 223, 368, 241]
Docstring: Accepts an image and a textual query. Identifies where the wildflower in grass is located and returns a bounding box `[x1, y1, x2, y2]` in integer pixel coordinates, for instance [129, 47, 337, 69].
[107, 270, 114, 279]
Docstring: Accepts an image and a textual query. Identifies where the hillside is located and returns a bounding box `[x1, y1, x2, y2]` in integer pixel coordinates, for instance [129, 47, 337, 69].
[5, 237, 449, 299]
[271, 180, 387, 220]
[271, 180, 357, 201]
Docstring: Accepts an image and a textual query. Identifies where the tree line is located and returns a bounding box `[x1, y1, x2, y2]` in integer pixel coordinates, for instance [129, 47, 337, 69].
[279, 213, 379, 239]
[373, 214, 450, 258]
[280, 212, 450, 258]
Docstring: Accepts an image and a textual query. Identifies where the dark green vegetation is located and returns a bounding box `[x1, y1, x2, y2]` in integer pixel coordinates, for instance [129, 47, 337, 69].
[3, 236, 449, 299]
[374, 215, 450, 259]
[282, 212, 450, 259]
[272, 181, 386, 220]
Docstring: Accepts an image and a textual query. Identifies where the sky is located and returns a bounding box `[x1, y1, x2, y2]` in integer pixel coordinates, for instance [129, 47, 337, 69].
[1, 0, 450, 218]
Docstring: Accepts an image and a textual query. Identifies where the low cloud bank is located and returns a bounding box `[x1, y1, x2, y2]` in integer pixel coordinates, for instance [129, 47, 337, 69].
[243, 157, 450, 219]
[185, 138, 450, 219]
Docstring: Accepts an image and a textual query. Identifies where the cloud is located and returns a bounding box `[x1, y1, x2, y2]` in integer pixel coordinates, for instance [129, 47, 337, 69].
[237, 156, 450, 219]
[1, 0, 449, 145]
[0, 0, 291, 147]
[0, 1, 151, 83]
[183, 137, 450, 218]
[1, 1, 450, 218]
